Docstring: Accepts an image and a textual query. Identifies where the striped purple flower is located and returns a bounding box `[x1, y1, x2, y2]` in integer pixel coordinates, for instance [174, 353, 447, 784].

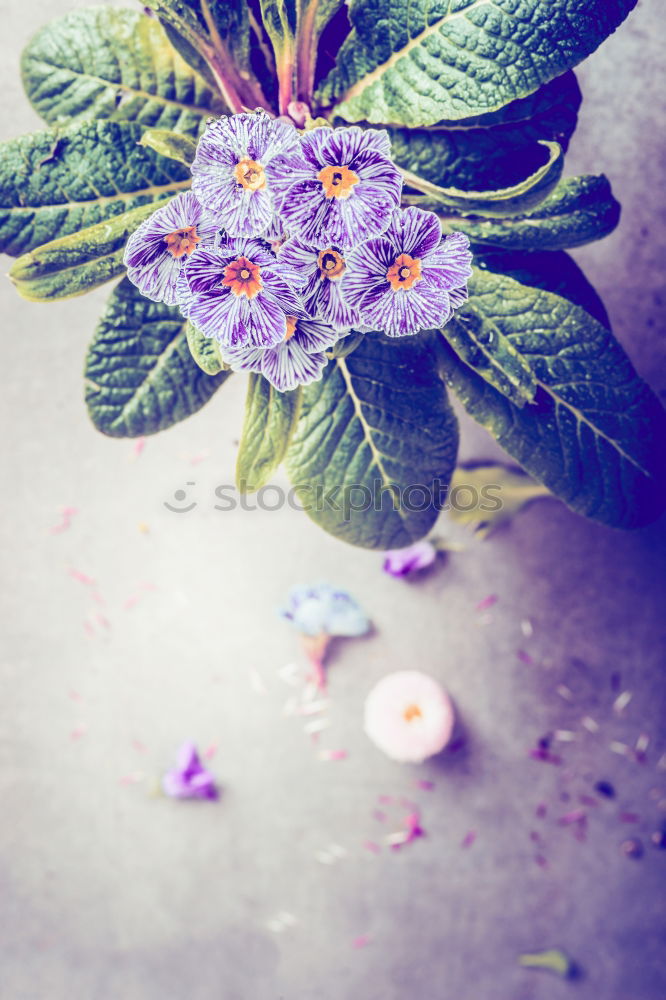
[273, 126, 402, 250]
[277, 238, 360, 330]
[221, 316, 339, 392]
[123, 191, 220, 306]
[191, 112, 300, 237]
[342, 208, 473, 337]
[178, 237, 303, 350]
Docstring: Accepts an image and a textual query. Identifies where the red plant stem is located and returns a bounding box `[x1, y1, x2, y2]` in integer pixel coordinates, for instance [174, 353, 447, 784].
[296, 0, 318, 104]
[301, 633, 331, 690]
[200, 0, 269, 111]
[277, 51, 295, 117]
[207, 52, 245, 113]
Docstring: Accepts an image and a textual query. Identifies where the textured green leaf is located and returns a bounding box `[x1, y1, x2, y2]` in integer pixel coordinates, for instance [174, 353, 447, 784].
[21, 8, 224, 133]
[260, 0, 298, 51]
[139, 128, 197, 166]
[448, 462, 551, 536]
[476, 251, 610, 329]
[85, 278, 229, 438]
[0, 120, 190, 257]
[319, 0, 637, 126]
[441, 312, 537, 407]
[237, 374, 302, 492]
[8, 201, 170, 302]
[431, 71, 581, 142]
[437, 270, 666, 528]
[286, 334, 459, 549]
[384, 73, 580, 192]
[401, 140, 562, 217]
[435, 176, 620, 252]
[185, 321, 228, 375]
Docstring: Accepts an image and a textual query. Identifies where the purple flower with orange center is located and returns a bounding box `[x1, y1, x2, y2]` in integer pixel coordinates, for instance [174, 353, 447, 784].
[277, 238, 360, 330]
[179, 237, 303, 349]
[191, 112, 300, 237]
[220, 315, 339, 392]
[273, 126, 402, 249]
[123, 191, 220, 305]
[343, 207, 473, 337]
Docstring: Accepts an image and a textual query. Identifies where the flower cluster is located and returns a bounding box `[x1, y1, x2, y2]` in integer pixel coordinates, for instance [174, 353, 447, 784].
[124, 112, 472, 392]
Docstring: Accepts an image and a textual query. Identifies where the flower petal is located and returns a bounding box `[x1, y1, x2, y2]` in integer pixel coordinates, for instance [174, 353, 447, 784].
[385, 206, 443, 259]
[426, 231, 474, 288]
[293, 318, 339, 354]
[323, 126, 392, 167]
[261, 340, 328, 392]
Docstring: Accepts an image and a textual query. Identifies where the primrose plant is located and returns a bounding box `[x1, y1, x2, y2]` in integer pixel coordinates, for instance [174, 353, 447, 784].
[2, 0, 664, 549]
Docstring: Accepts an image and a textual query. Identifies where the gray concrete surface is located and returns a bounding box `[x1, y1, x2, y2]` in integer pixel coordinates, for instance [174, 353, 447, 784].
[1, 2, 665, 998]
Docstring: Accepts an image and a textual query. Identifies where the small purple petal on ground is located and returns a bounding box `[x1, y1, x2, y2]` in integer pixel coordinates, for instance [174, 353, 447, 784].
[476, 594, 498, 611]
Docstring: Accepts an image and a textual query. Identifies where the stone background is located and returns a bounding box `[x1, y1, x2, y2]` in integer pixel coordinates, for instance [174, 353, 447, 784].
[1, 2, 665, 998]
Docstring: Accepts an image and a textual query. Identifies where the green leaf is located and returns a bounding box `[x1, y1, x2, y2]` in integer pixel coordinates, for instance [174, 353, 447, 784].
[435, 176, 620, 252]
[319, 0, 636, 126]
[185, 321, 228, 375]
[476, 250, 611, 329]
[21, 7, 224, 133]
[447, 463, 551, 536]
[432, 71, 581, 143]
[260, 0, 298, 55]
[8, 200, 170, 302]
[437, 269, 666, 529]
[286, 334, 459, 549]
[386, 73, 581, 193]
[441, 312, 537, 408]
[85, 278, 229, 438]
[401, 141, 562, 217]
[139, 129, 197, 166]
[236, 375, 302, 492]
[0, 120, 190, 257]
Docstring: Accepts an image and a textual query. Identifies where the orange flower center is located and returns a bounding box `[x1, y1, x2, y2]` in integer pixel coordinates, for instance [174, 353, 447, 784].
[386, 253, 422, 291]
[221, 256, 262, 298]
[403, 703, 423, 722]
[284, 315, 298, 341]
[317, 164, 360, 199]
[234, 158, 266, 192]
[317, 248, 346, 281]
[163, 226, 200, 259]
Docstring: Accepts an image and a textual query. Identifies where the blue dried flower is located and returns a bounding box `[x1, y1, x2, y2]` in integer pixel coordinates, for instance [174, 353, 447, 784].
[280, 584, 370, 638]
